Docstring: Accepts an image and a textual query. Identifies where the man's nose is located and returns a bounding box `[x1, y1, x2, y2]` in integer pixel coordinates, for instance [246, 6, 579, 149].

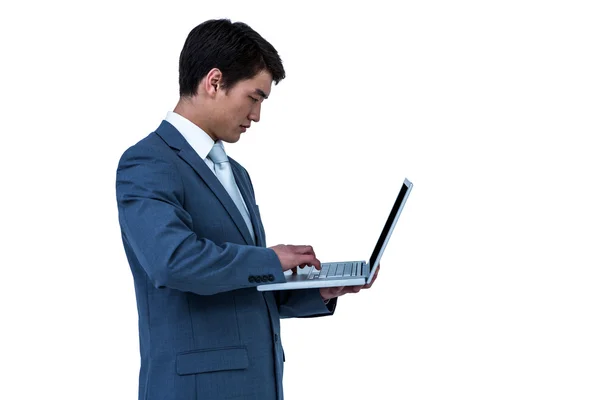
[249, 104, 261, 123]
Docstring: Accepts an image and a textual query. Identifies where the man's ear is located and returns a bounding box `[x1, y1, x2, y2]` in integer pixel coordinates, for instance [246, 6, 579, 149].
[201, 68, 223, 97]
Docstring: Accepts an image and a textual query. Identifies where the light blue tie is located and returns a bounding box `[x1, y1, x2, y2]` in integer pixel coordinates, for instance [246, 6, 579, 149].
[208, 143, 255, 244]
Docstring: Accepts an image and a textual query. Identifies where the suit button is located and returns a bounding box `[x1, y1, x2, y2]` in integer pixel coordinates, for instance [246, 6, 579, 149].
[274, 333, 279, 342]
[268, 274, 275, 282]
[262, 275, 269, 282]
[248, 276, 255, 283]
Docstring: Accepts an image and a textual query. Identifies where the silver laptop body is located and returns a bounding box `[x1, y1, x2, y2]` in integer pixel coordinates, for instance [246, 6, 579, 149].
[257, 178, 413, 291]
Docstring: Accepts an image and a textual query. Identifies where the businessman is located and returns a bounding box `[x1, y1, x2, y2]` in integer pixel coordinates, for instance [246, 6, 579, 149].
[115, 19, 378, 400]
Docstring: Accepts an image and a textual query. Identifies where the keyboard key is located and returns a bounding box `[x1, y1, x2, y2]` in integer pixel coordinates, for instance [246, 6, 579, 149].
[343, 264, 352, 276]
[335, 264, 344, 277]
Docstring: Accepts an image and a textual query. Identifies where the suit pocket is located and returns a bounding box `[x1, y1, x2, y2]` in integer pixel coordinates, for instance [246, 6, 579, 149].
[176, 346, 249, 375]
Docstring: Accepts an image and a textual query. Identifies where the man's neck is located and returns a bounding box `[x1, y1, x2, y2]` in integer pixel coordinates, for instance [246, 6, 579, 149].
[173, 98, 217, 142]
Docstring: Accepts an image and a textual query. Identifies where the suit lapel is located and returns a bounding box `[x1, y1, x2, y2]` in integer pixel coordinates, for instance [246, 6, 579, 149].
[155, 121, 255, 246]
[231, 164, 265, 247]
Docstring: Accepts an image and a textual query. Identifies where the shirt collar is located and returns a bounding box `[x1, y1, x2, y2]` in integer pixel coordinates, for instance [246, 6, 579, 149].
[165, 111, 222, 160]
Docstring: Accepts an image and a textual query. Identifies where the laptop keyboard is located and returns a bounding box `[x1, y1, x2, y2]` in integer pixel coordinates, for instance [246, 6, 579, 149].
[307, 262, 363, 279]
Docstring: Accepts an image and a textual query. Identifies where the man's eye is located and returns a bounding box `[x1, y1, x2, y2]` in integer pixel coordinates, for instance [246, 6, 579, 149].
[249, 96, 259, 103]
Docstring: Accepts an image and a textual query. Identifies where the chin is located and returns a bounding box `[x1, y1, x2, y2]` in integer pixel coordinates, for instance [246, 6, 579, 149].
[231, 132, 243, 142]
[222, 134, 241, 144]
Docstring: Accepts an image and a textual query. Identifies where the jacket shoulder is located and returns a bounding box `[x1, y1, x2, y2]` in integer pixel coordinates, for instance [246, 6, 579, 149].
[117, 131, 174, 169]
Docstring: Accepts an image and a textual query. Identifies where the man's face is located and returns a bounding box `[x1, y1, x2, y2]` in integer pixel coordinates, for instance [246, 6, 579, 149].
[211, 70, 273, 143]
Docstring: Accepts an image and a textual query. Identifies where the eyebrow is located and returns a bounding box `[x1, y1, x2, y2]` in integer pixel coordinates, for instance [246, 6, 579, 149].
[254, 89, 268, 99]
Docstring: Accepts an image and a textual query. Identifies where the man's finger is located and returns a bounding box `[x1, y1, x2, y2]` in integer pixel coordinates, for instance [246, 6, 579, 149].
[298, 255, 321, 269]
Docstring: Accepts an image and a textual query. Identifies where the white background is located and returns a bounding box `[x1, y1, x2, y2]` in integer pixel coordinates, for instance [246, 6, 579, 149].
[1, 1, 599, 399]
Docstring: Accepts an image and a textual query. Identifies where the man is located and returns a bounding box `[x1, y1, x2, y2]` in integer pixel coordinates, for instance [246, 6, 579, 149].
[115, 19, 378, 400]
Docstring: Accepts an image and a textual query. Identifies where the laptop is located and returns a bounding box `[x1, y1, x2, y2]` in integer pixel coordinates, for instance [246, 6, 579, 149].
[257, 178, 413, 291]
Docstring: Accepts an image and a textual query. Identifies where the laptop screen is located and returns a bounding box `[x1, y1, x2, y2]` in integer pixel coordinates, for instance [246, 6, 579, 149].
[368, 178, 413, 272]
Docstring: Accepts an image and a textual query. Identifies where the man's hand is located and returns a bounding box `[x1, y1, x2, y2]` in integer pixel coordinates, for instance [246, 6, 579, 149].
[319, 264, 380, 301]
[269, 244, 322, 273]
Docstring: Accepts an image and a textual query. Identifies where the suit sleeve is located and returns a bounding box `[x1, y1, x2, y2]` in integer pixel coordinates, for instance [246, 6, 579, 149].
[115, 144, 286, 295]
[275, 289, 337, 318]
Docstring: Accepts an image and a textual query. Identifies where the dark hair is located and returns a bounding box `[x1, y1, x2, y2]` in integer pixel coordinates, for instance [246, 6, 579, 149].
[178, 19, 286, 97]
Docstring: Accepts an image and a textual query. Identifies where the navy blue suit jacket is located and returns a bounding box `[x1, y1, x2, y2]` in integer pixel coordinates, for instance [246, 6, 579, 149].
[116, 121, 336, 400]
